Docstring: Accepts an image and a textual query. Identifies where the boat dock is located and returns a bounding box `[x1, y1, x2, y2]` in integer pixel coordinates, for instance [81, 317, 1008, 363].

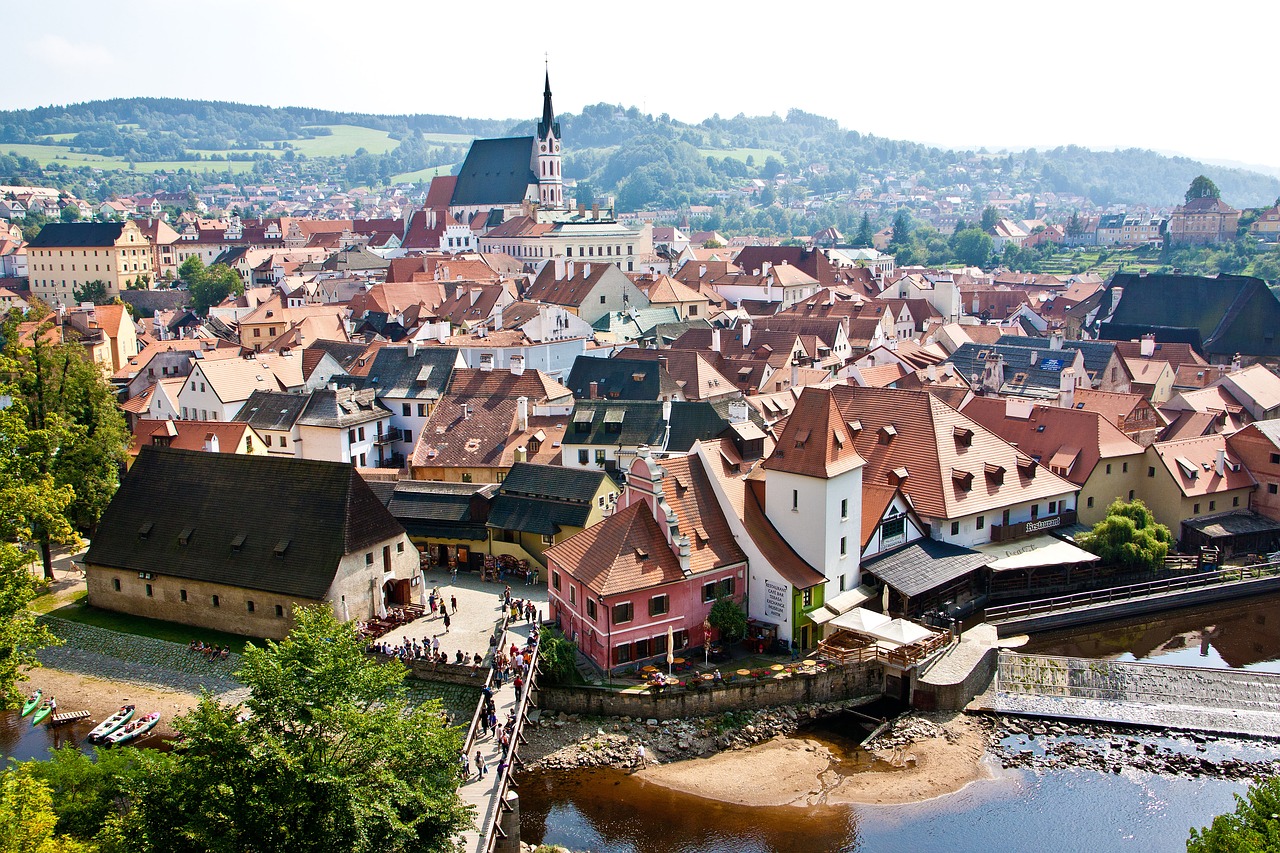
[49, 710, 91, 727]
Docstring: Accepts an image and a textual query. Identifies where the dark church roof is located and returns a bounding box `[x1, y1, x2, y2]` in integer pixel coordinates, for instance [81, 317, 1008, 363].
[450, 137, 537, 207]
[85, 447, 404, 599]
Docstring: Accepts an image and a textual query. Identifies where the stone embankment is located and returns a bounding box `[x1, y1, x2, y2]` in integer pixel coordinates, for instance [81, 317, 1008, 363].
[987, 716, 1280, 780]
[527, 698, 882, 771]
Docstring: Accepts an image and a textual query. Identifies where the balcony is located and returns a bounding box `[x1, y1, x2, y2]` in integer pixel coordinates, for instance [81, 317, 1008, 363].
[989, 509, 1077, 543]
[373, 427, 405, 447]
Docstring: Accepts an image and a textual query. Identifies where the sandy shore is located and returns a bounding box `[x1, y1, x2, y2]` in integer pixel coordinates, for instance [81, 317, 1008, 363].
[20, 667, 204, 739]
[636, 712, 991, 807]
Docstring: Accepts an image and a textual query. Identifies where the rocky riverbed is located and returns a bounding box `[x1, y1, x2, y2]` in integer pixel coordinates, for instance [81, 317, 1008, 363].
[987, 715, 1280, 780]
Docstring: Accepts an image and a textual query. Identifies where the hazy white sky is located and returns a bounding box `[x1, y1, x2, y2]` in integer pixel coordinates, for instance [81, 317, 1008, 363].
[11, 0, 1280, 169]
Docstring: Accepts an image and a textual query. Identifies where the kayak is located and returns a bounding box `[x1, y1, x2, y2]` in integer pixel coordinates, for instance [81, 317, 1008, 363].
[20, 690, 42, 718]
[30, 701, 54, 727]
[105, 712, 160, 745]
[87, 705, 135, 743]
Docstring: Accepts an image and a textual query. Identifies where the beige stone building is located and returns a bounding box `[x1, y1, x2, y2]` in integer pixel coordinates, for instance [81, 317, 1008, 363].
[27, 221, 153, 305]
[84, 447, 418, 639]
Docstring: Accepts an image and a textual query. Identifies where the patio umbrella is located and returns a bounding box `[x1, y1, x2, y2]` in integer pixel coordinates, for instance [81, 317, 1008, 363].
[666, 625, 674, 677]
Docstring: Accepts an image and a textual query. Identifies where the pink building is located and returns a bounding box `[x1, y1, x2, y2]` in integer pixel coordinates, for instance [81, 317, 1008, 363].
[545, 450, 747, 673]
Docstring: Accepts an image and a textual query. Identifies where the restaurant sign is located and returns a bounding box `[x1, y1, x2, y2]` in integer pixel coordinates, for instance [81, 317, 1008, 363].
[763, 579, 788, 620]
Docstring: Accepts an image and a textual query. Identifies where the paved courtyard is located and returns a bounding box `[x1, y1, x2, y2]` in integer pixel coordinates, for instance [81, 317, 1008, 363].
[376, 567, 548, 661]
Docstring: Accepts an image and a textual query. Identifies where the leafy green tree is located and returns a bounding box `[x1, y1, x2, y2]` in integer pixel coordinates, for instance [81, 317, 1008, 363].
[708, 596, 748, 645]
[181, 256, 244, 315]
[72, 280, 109, 306]
[1187, 775, 1280, 852]
[889, 209, 913, 249]
[538, 628, 582, 685]
[980, 205, 1001, 232]
[1186, 175, 1222, 203]
[59, 205, 81, 223]
[128, 606, 471, 853]
[1076, 499, 1173, 571]
[0, 768, 94, 853]
[951, 229, 994, 267]
[23, 747, 142, 843]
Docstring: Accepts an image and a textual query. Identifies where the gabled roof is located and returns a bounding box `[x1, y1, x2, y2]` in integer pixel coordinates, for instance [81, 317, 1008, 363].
[359, 345, 459, 400]
[28, 221, 131, 248]
[566, 355, 672, 402]
[527, 261, 633, 308]
[764, 386, 865, 479]
[487, 463, 614, 535]
[85, 447, 404, 599]
[451, 136, 537, 206]
[543, 500, 684, 596]
[995, 335, 1117, 378]
[130, 419, 256, 456]
[606, 349, 735, 400]
[1150, 435, 1256, 497]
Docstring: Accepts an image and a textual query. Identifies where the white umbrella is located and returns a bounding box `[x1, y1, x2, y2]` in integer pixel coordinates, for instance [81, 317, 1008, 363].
[666, 624, 674, 676]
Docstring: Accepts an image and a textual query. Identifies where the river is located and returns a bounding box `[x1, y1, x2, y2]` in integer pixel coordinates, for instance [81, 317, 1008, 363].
[517, 595, 1280, 852]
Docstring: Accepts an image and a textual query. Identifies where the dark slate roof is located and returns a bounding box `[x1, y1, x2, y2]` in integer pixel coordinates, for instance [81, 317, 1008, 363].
[1100, 273, 1280, 359]
[995, 335, 1117, 377]
[945, 342, 1068, 396]
[860, 537, 990, 598]
[28, 221, 127, 248]
[451, 136, 537, 207]
[234, 389, 309, 430]
[564, 400, 757, 452]
[322, 246, 390, 272]
[488, 463, 613, 535]
[305, 340, 368, 373]
[85, 447, 405, 599]
[385, 480, 495, 540]
[566, 355, 670, 401]
[360, 345, 459, 400]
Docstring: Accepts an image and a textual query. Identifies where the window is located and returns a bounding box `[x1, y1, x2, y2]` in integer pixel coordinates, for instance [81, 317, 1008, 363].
[569, 586, 576, 605]
[212, 595, 220, 607]
[1123, 462, 1129, 473]
[112, 578, 121, 591]
[276, 604, 284, 617]
[418, 403, 427, 417]
[349, 429, 356, 443]
[586, 598, 597, 621]
[358, 427, 365, 441]
[541, 534, 554, 545]
[839, 536, 847, 556]
[1270, 484, 1278, 495]
[802, 588, 813, 607]
[1271, 453, 1280, 465]
[976, 516, 985, 530]
[145, 583, 153, 597]
[1049, 501, 1057, 514]
[792, 489, 799, 511]
[1194, 503, 1201, 514]
[402, 403, 411, 416]
[600, 294, 607, 304]
[180, 589, 187, 602]
[365, 552, 374, 565]
[950, 521, 960, 536]
[552, 571, 561, 591]
[613, 602, 634, 624]
[1148, 466, 1156, 478]
[594, 450, 606, 464]
[1128, 489, 1135, 500]
[718, 578, 735, 598]
[247, 600, 255, 613]
[840, 498, 848, 519]
[578, 449, 589, 465]
[1209, 500, 1216, 511]
[614, 643, 632, 665]
[461, 472, 471, 482]
[265, 434, 274, 448]
[702, 582, 717, 603]
[1087, 496, 1095, 508]
[1233, 496, 1240, 507]
[649, 594, 669, 616]
[1106, 464, 1112, 475]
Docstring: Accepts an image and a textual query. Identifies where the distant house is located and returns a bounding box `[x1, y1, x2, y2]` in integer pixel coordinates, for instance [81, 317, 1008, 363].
[27, 220, 152, 306]
[526, 258, 650, 326]
[488, 462, 619, 573]
[84, 447, 418, 639]
[1167, 197, 1240, 245]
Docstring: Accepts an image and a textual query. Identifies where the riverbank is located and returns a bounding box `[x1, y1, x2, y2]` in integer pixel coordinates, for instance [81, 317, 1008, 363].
[524, 703, 993, 806]
[19, 667, 202, 739]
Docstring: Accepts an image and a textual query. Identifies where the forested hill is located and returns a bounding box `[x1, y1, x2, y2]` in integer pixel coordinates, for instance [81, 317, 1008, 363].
[2, 98, 1278, 211]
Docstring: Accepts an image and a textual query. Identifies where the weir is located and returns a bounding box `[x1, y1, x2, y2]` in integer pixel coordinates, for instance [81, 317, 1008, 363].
[969, 652, 1280, 738]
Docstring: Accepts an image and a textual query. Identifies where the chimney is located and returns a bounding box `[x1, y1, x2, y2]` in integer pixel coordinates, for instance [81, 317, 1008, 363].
[926, 363, 937, 382]
[637, 444, 650, 459]
[566, 260, 575, 279]
[1140, 334, 1156, 358]
[699, 264, 707, 278]
[469, 287, 480, 306]
[790, 359, 800, 388]
[203, 433, 220, 454]
[658, 355, 669, 376]
[589, 381, 599, 400]
[1232, 353, 1242, 372]
[463, 404, 472, 420]
[406, 339, 417, 358]
[583, 263, 591, 279]
[742, 323, 752, 348]
[711, 327, 721, 352]
[662, 399, 672, 423]
[516, 396, 529, 432]
[494, 304, 503, 331]
[1058, 367, 1075, 410]
[1049, 332, 1064, 351]
[591, 202, 600, 220]
[677, 534, 692, 576]
[1215, 448, 1226, 478]
[727, 399, 749, 424]
[514, 445, 527, 463]
[554, 256, 566, 279]
[436, 323, 449, 344]
[510, 354, 525, 376]
[761, 261, 772, 276]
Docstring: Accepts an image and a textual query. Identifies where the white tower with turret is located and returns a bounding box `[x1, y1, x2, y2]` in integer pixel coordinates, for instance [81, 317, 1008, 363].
[536, 69, 564, 209]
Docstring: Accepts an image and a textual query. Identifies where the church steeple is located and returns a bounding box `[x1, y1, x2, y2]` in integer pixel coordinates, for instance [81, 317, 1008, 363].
[537, 67, 559, 141]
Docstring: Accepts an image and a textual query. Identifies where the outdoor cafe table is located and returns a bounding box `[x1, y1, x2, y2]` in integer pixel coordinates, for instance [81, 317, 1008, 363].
[736, 669, 751, 677]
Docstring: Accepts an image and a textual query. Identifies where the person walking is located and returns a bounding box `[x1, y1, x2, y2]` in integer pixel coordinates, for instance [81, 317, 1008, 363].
[442, 611, 451, 633]
[475, 750, 486, 780]
[459, 750, 470, 781]
[450, 594, 457, 614]
[636, 743, 647, 769]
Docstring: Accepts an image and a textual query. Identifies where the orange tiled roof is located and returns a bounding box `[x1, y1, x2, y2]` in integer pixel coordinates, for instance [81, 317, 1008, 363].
[544, 500, 684, 596]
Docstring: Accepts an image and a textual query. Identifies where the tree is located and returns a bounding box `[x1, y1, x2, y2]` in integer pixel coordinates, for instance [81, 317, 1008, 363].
[128, 606, 470, 853]
[889, 209, 913, 249]
[1075, 499, 1172, 572]
[1186, 175, 1222, 203]
[854, 212, 875, 248]
[23, 747, 142, 843]
[180, 257, 244, 315]
[0, 768, 94, 853]
[980, 205, 1002, 232]
[951, 229, 994, 267]
[59, 205, 81, 223]
[708, 596, 748, 645]
[72, 280, 109, 306]
[1187, 775, 1280, 852]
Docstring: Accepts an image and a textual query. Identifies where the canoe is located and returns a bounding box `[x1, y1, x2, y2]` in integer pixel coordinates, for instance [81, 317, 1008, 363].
[20, 690, 42, 718]
[105, 712, 159, 745]
[30, 702, 54, 727]
[87, 705, 135, 743]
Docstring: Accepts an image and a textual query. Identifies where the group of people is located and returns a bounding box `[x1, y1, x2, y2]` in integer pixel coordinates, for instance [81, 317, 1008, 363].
[504, 595, 538, 626]
[367, 638, 485, 672]
[188, 640, 231, 661]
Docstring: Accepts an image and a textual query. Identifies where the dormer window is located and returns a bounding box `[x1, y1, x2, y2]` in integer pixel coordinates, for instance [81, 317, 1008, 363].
[178, 527, 194, 546]
[985, 463, 1005, 485]
[953, 426, 973, 447]
[952, 469, 974, 492]
[879, 425, 896, 444]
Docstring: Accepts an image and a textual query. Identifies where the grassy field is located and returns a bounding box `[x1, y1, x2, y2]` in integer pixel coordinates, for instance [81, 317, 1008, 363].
[291, 124, 398, 157]
[43, 590, 255, 654]
[2, 142, 258, 173]
[391, 163, 457, 184]
[698, 146, 782, 164]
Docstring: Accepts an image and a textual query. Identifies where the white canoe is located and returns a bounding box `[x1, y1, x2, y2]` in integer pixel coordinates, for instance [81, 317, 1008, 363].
[105, 712, 160, 745]
[88, 705, 135, 742]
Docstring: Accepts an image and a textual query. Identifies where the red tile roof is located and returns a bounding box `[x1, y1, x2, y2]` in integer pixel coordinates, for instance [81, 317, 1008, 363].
[544, 500, 684, 596]
[764, 386, 865, 479]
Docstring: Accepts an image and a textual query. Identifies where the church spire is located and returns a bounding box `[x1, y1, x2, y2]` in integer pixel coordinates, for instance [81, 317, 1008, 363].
[538, 65, 558, 141]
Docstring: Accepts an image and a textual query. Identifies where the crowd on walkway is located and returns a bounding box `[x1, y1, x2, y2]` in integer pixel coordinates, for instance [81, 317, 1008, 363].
[460, 622, 539, 785]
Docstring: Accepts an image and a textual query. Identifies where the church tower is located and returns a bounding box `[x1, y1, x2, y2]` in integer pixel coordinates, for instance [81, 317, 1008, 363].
[535, 68, 564, 210]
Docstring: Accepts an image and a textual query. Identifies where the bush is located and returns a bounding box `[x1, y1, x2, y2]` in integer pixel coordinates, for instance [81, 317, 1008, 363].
[538, 629, 583, 685]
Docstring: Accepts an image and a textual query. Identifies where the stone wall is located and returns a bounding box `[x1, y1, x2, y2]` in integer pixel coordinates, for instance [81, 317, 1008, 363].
[537, 663, 884, 719]
[912, 645, 998, 711]
[371, 654, 486, 687]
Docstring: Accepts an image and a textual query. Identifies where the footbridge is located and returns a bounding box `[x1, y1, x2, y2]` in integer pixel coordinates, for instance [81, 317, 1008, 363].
[970, 652, 1280, 738]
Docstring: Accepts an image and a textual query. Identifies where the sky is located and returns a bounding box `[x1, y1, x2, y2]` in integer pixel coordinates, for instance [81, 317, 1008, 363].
[10, 0, 1280, 171]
